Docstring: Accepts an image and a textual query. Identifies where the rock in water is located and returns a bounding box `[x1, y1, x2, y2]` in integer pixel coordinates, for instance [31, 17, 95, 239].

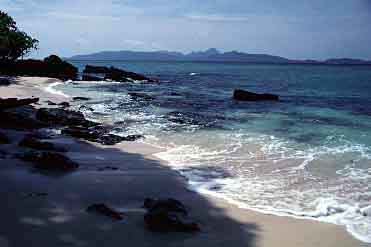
[83, 65, 156, 82]
[73, 97, 90, 101]
[86, 204, 124, 220]
[233, 89, 279, 101]
[19, 151, 78, 171]
[0, 98, 39, 110]
[143, 198, 200, 232]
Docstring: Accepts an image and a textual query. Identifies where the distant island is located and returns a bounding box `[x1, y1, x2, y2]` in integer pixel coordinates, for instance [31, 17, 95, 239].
[68, 48, 371, 65]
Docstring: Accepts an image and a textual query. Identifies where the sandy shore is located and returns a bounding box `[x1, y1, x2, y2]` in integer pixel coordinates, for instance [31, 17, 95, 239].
[0, 77, 368, 247]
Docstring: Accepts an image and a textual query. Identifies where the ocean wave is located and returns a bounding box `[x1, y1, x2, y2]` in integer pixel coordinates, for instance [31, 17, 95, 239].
[43, 82, 70, 98]
[152, 132, 371, 243]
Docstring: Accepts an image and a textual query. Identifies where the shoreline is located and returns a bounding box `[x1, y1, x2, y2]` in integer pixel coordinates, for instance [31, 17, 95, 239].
[0, 77, 368, 246]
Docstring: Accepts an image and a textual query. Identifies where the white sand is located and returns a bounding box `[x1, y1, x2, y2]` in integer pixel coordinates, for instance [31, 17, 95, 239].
[0, 77, 368, 247]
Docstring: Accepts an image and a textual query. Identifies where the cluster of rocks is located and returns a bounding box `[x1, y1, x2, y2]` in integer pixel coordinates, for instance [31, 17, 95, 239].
[85, 198, 200, 233]
[82, 65, 156, 82]
[0, 94, 145, 172]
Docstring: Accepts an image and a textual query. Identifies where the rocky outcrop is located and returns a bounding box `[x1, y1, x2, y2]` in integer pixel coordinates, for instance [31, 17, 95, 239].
[36, 108, 96, 127]
[233, 89, 279, 101]
[19, 151, 78, 171]
[82, 65, 156, 82]
[62, 126, 144, 145]
[0, 98, 39, 110]
[143, 198, 200, 232]
[0, 106, 46, 130]
[86, 204, 123, 220]
[0, 55, 78, 81]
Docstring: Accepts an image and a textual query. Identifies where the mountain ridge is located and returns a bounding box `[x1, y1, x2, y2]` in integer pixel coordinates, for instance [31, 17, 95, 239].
[68, 49, 371, 65]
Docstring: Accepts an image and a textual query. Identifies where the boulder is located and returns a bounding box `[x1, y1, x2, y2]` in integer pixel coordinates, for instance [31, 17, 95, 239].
[36, 108, 96, 127]
[143, 198, 200, 232]
[18, 136, 65, 152]
[0, 98, 39, 111]
[19, 151, 78, 171]
[233, 89, 279, 101]
[86, 204, 123, 220]
[0, 131, 10, 144]
[144, 198, 188, 215]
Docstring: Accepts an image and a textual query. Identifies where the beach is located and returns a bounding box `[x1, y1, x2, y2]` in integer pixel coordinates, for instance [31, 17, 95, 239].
[0, 76, 368, 247]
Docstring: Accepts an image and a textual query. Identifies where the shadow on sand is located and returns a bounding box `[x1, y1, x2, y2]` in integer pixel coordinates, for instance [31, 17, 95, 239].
[0, 135, 259, 247]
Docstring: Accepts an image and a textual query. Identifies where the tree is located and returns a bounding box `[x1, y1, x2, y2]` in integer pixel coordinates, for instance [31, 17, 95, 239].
[0, 11, 39, 63]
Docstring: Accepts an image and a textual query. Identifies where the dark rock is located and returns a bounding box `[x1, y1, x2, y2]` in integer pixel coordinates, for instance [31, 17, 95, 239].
[233, 89, 279, 101]
[144, 198, 188, 215]
[18, 136, 65, 152]
[36, 108, 96, 127]
[58, 102, 70, 108]
[83, 65, 156, 82]
[143, 198, 200, 232]
[19, 151, 78, 171]
[62, 125, 143, 145]
[128, 92, 155, 101]
[86, 203, 123, 220]
[81, 74, 103, 81]
[73, 97, 90, 101]
[0, 78, 11, 86]
[121, 135, 144, 142]
[0, 107, 46, 130]
[0, 97, 39, 110]
[83, 65, 111, 74]
[79, 105, 94, 112]
[0, 131, 10, 144]
[97, 166, 119, 171]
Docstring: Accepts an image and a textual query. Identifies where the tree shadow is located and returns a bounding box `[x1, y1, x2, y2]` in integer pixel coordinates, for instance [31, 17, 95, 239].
[0, 135, 259, 247]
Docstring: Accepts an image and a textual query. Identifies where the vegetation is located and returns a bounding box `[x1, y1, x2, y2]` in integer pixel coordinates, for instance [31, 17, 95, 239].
[0, 11, 39, 63]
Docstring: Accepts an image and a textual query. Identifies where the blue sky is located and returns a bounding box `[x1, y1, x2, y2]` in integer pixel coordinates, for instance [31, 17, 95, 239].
[1, 0, 371, 59]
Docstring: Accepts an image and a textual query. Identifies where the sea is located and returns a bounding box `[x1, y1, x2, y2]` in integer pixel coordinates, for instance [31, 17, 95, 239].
[49, 61, 371, 243]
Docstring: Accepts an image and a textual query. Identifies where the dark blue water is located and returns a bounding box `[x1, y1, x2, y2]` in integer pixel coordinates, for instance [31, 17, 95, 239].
[57, 61, 371, 242]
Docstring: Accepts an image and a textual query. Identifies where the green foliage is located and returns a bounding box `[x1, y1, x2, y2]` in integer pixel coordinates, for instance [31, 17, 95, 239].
[0, 11, 39, 62]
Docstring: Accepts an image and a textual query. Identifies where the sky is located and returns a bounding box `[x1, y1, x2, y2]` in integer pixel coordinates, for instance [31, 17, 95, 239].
[1, 0, 371, 60]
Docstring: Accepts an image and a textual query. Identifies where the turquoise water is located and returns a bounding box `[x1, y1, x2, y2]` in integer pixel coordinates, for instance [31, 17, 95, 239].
[57, 61, 371, 242]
